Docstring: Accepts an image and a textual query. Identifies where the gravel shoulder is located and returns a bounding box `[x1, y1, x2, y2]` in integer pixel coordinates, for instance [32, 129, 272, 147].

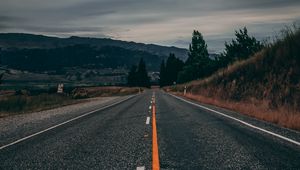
[0, 95, 131, 146]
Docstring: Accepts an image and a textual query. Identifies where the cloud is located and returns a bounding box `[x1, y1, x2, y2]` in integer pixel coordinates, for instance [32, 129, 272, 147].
[0, 0, 299, 52]
[19, 25, 107, 34]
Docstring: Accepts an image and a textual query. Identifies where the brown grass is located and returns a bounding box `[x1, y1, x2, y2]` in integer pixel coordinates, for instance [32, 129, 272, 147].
[174, 92, 300, 131]
[0, 86, 141, 118]
[166, 28, 300, 131]
[0, 94, 80, 117]
[83, 86, 142, 97]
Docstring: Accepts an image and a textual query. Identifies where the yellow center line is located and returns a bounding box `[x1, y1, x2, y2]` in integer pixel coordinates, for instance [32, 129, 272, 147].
[152, 96, 160, 170]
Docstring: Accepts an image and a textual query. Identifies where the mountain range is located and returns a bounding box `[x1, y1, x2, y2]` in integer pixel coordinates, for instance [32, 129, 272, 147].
[0, 33, 188, 86]
[0, 33, 188, 61]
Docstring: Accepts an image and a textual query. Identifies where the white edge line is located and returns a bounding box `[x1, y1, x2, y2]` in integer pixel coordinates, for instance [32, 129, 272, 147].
[168, 93, 300, 147]
[136, 166, 145, 170]
[0, 95, 137, 150]
[146, 116, 150, 125]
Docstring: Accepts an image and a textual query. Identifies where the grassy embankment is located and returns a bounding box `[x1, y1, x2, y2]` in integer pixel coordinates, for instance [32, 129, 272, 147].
[0, 86, 141, 117]
[167, 28, 300, 130]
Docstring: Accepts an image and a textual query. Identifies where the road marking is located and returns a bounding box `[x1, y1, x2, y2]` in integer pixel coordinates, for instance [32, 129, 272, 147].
[149, 106, 152, 110]
[0, 95, 137, 150]
[152, 96, 160, 170]
[137, 166, 145, 170]
[146, 116, 150, 125]
[169, 93, 300, 147]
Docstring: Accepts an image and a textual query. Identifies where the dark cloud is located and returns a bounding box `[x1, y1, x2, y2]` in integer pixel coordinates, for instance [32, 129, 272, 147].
[0, 16, 16, 22]
[228, 0, 299, 9]
[0, 24, 8, 30]
[0, 0, 299, 51]
[0, 15, 23, 24]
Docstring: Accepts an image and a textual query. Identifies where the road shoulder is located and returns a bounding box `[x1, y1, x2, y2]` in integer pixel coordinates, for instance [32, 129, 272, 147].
[0, 96, 131, 146]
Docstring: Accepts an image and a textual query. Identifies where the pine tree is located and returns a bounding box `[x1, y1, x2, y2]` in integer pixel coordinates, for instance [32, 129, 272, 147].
[219, 27, 264, 66]
[136, 58, 150, 88]
[165, 53, 184, 85]
[127, 58, 150, 88]
[178, 30, 211, 83]
[159, 54, 184, 87]
[159, 60, 166, 87]
[185, 31, 209, 66]
[0, 55, 2, 85]
[0, 73, 3, 85]
[127, 65, 137, 87]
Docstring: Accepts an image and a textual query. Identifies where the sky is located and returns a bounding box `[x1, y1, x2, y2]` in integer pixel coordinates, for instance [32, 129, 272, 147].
[0, 0, 300, 53]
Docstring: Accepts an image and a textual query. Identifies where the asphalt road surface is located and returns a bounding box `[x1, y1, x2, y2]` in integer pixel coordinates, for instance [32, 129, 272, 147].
[0, 89, 299, 169]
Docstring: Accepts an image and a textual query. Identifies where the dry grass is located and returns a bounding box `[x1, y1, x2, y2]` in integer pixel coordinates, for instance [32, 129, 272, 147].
[0, 86, 141, 117]
[174, 92, 300, 131]
[167, 28, 300, 130]
[0, 94, 79, 117]
[83, 86, 142, 97]
[193, 50, 266, 87]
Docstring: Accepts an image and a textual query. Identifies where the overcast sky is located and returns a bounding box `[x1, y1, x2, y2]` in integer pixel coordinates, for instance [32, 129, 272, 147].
[0, 0, 299, 52]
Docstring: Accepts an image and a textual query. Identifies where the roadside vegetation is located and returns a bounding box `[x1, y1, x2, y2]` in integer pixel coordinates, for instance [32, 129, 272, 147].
[0, 93, 76, 117]
[159, 53, 184, 87]
[160, 27, 264, 86]
[0, 86, 140, 117]
[72, 86, 141, 98]
[165, 25, 300, 130]
[0, 73, 3, 85]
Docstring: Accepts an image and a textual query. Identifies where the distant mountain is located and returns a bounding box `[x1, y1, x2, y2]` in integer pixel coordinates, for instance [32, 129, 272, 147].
[0, 33, 188, 61]
[0, 33, 189, 85]
[0, 44, 166, 72]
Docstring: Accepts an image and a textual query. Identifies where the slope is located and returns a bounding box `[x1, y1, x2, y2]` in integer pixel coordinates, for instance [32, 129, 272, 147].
[170, 28, 300, 130]
[0, 33, 188, 61]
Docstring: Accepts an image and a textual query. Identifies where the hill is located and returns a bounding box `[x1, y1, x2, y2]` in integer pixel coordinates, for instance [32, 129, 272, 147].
[0, 44, 165, 87]
[0, 44, 164, 72]
[0, 33, 188, 61]
[0, 33, 188, 86]
[169, 28, 300, 130]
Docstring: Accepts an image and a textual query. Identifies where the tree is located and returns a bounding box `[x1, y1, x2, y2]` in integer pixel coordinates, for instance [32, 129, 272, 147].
[166, 53, 184, 85]
[0, 55, 4, 85]
[127, 65, 137, 87]
[136, 58, 151, 88]
[159, 60, 166, 87]
[178, 30, 212, 83]
[0, 73, 3, 85]
[127, 58, 150, 88]
[177, 65, 196, 83]
[159, 54, 184, 87]
[219, 27, 264, 66]
[185, 31, 209, 66]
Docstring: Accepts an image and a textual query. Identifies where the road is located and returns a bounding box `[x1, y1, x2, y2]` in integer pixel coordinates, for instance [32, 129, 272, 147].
[0, 89, 299, 169]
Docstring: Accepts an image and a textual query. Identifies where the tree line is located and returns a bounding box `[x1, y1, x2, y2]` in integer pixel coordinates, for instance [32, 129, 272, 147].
[0, 72, 2, 85]
[159, 53, 184, 86]
[158, 27, 264, 86]
[127, 58, 151, 88]
[0, 58, 3, 84]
